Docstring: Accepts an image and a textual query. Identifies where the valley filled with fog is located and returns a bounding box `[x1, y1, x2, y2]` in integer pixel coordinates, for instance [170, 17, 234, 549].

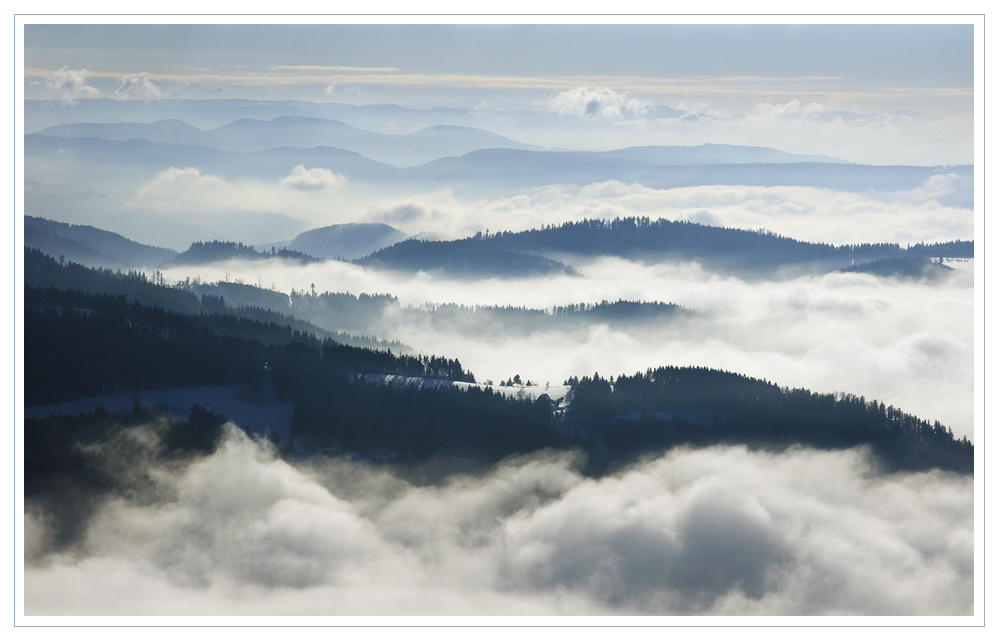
[154, 252, 973, 442]
[21, 23, 977, 618]
[25, 429, 972, 616]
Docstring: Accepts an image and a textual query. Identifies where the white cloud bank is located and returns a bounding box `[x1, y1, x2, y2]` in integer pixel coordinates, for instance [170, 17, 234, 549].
[548, 87, 653, 120]
[133, 165, 346, 217]
[24, 430, 972, 616]
[113, 71, 161, 100]
[279, 164, 344, 190]
[45, 67, 100, 102]
[133, 172, 969, 246]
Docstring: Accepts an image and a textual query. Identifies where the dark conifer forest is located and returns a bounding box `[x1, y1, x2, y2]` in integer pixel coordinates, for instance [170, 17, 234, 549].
[25, 247, 403, 351]
[564, 368, 971, 474]
[168, 240, 320, 266]
[357, 217, 973, 279]
[355, 237, 578, 278]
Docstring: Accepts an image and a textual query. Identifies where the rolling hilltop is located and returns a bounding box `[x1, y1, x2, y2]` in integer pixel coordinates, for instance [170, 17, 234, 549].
[356, 217, 973, 279]
[25, 216, 177, 270]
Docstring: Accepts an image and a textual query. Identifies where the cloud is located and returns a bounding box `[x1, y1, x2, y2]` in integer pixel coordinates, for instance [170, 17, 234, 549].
[750, 99, 826, 121]
[279, 165, 345, 191]
[113, 72, 161, 100]
[133, 166, 346, 217]
[898, 172, 971, 205]
[24, 431, 972, 616]
[45, 67, 100, 102]
[548, 87, 653, 120]
[136, 166, 226, 201]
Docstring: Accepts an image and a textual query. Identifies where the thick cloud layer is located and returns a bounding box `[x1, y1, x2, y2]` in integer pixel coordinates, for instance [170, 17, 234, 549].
[24, 429, 972, 616]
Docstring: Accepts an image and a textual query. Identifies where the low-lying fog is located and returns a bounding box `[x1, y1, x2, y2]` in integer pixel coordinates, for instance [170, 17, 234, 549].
[24, 428, 972, 616]
[29, 168, 973, 250]
[348, 179, 973, 245]
[159, 256, 974, 441]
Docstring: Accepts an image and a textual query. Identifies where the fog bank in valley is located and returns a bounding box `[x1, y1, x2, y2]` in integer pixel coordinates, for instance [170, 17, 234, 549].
[354, 180, 972, 245]
[159, 256, 973, 441]
[24, 428, 972, 616]
[27, 159, 972, 251]
[123, 173, 972, 247]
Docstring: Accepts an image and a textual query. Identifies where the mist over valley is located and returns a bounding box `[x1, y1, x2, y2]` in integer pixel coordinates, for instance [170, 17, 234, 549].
[20, 23, 978, 619]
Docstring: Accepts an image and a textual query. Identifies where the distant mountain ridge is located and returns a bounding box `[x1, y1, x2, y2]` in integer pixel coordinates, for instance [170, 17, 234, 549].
[35, 115, 544, 167]
[485, 217, 973, 275]
[356, 238, 578, 279]
[25, 98, 479, 132]
[412, 149, 970, 201]
[27, 134, 971, 209]
[26, 213, 973, 283]
[35, 117, 844, 166]
[358, 217, 974, 279]
[25, 134, 397, 182]
[25, 97, 674, 135]
[287, 223, 409, 260]
[599, 143, 848, 165]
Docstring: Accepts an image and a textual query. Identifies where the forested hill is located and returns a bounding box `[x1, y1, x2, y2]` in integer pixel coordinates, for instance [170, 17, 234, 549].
[355, 238, 578, 278]
[168, 240, 321, 266]
[355, 218, 971, 279]
[25, 285, 474, 407]
[23, 277, 971, 475]
[483, 217, 972, 276]
[564, 368, 972, 474]
[286, 290, 688, 335]
[25, 216, 177, 271]
[23, 252, 972, 476]
[24, 247, 406, 352]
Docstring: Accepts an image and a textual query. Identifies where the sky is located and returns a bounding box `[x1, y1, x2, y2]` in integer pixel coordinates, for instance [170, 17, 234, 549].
[24, 24, 972, 85]
[22, 23, 975, 164]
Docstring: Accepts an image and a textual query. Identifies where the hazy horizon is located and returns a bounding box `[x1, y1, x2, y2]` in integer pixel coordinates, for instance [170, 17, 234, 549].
[24, 24, 973, 166]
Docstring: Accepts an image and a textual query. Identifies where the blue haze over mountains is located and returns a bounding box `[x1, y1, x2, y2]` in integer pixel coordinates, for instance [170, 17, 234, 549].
[28, 132, 967, 206]
[24, 97, 974, 281]
[25, 98, 687, 135]
[33, 116, 546, 166]
[25, 99, 973, 252]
